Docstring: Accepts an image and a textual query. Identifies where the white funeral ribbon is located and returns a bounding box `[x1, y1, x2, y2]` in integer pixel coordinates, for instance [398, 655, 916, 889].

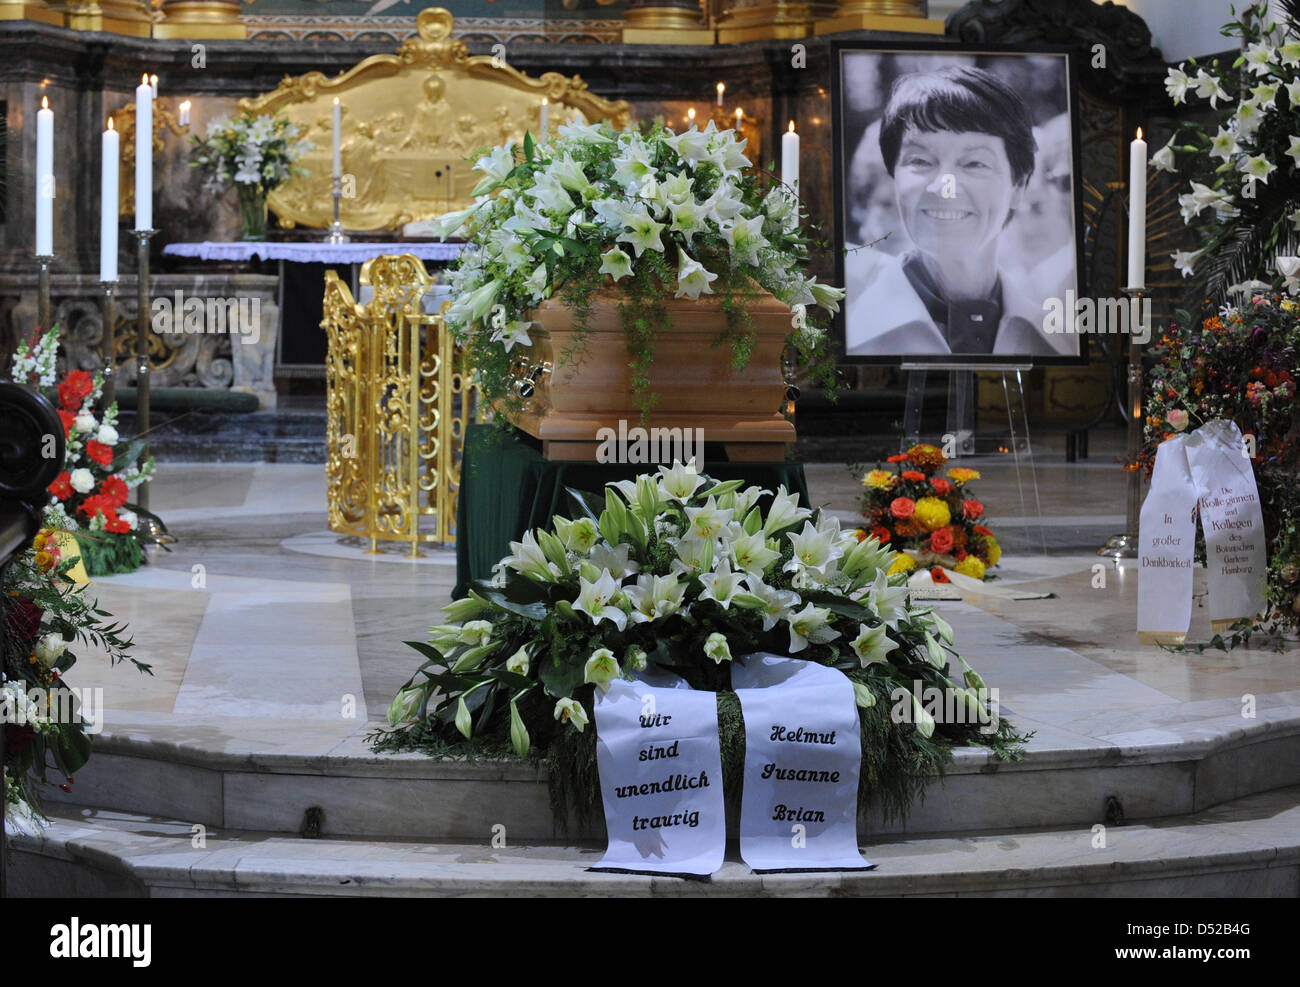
[732, 653, 872, 873]
[591, 668, 726, 877]
[1138, 420, 1267, 643]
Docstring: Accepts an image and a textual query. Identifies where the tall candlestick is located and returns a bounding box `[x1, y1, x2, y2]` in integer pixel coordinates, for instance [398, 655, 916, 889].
[101, 119, 119, 283]
[1128, 127, 1147, 290]
[35, 95, 53, 256]
[135, 74, 152, 232]
[716, 82, 724, 107]
[178, 100, 191, 128]
[332, 97, 341, 182]
[540, 98, 549, 135]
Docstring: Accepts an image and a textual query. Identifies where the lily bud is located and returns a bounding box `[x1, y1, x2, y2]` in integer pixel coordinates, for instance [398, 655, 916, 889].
[911, 694, 935, 739]
[386, 684, 426, 727]
[923, 631, 946, 669]
[455, 696, 473, 738]
[852, 681, 876, 709]
[441, 594, 487, 623]
[509, 699, 531, 756]
[959, 655, 986, 693]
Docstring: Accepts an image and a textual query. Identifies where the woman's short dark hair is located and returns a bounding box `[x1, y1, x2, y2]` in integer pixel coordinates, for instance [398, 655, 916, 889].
[878, 66, 1037, 187]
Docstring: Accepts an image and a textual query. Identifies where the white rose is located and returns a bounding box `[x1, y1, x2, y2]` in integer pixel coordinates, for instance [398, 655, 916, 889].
[69, 468, 95, 494]
[96, 424, 119, 445]
[75, 414, 97, 433]
[34, 633, 67, 667]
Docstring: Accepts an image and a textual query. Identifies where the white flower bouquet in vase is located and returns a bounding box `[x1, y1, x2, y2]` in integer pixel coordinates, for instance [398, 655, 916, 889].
[189, 112, 311, 240]
[428, 120, 843, 460]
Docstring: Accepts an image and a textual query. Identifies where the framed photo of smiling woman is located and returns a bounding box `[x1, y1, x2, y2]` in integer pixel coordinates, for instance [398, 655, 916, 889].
[831, 44, 1085, 364]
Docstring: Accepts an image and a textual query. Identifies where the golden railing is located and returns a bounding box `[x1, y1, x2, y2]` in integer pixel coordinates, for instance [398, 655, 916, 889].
[321, 253, 480, 555]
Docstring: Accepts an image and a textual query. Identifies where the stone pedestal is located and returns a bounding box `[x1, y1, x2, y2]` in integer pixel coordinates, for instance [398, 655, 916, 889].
[717, 0, 836, 44]
[814, 0, 943, 35]
[154, 0, 247, 40]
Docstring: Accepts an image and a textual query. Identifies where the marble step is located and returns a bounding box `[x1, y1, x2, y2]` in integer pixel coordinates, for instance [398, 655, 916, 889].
[40, 707, 1300, 842]
[11, 784, 1300, 897]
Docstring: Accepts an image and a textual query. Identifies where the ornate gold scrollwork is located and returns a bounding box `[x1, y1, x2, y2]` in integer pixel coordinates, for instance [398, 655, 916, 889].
[238, 7, 632, 233]
[322, 253, 481, 555]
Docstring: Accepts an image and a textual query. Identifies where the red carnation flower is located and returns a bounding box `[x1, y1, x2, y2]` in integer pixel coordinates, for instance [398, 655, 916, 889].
[85, 440, 114, 467]
[930, 477, 952, 496]
[901, 470, 926, 483]
[99, 475, 129, 508]
[48, 471, 73, 501]
[930, 567, 950, 584]
[870, 525, 891, 544]
[57, 370, 94, 411]
[890, 497, 916, 520]
[961, 499, 984, 520]
[929, 527, 955, 555]
[886, 454, 908, 463]
[972, 525, 993, 537]
[58, 409, 77, 439]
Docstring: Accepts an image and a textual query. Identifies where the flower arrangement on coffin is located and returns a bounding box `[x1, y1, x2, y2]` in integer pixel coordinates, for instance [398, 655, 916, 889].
[1142, 298, 1300, 639]
[7, 327, 164, 576]
[373, 461, 1027, 825]
[189, 112, 310, 241]
[1157, 1, 1300, 301]
[856, 444, 1002, 582]
[3, 518, 151, 834]
[427, 120, 842, 421]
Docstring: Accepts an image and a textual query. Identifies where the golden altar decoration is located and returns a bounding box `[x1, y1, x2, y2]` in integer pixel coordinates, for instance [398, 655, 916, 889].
[238, 7, 632, 233]
[321, 254, 481, 554]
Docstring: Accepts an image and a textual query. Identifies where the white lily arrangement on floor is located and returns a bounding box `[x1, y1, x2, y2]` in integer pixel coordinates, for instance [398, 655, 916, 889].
[378, 462, 1022, 805]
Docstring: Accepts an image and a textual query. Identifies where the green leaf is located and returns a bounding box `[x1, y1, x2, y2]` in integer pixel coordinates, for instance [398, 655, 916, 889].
[524, 130, 536, 161]
[472, 586, 548, 622]
[539, 647, 586, 699]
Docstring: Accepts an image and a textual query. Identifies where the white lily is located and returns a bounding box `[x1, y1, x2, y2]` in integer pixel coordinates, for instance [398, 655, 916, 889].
[529, 171, 576, 217]
[624, 572, 687, 623]
[1240, 154, 1276, 184]
[1288, 135, 1300, 169]
[842, 534, 893, 582]
[1234, 99, 1264, 136]
[729, 529, 780, 577]
[672, 533, 715, 574]
[1171, 249, 1200, 279]
[612, 138, 656, 192]
[457, 620, 494, 647]
[502, 530, 558, 581]
[1193, 68, 1232, 108]
[704, 186, 745, 222]
[685, 495, 734, 540]
[1243, 40, 1275, 77]
[584, 648, 621, 694]
[786, 602, 839, 653]
[554, 515, 599, 554]
[490, 319, 533, 352]
[1165, 64, 1193, 104]
[590, 197, 626, 230]
[554, 697, 589, 732]
[431, 206, 475, 240]
[867, 568, 910, 629]
[740, 576, 802, 632]
[473, 143, 515, 186]
[557, 119, 614, 144]
[1150, 136, 1177, 173]
[589, 541, 639, 579]
[809, 278, 846, 315]
[784, 519, 843, 576]
[1178, 182, 1231, 224]
[850, 621, 900, 667]
[762, 485, 812, 536]
[1252, 82, 1279, 106]
[704, 632, 733, 664]
[721, 214, 767, 267]
[699, 558, 741, 610]
[572, 568, 627, 630]
[505, 646, 530, 676]
[549, 152, 598, 200]
[668, 197, 710, 245]
[658, 170, 693, 206]
[1281, 41, 1300, 66]
[1208, 127, 1238, 163]
[525, 261, 549, 302]
[616, 204, 666, 257]
[666, 127, 712, 168]
[675, 247, 718, 299]
[599, 246, 634, 282]
[657, 459, 704, 501]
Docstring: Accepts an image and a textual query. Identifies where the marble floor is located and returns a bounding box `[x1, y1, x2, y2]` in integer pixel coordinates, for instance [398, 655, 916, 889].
[66, 456, 1300, 770]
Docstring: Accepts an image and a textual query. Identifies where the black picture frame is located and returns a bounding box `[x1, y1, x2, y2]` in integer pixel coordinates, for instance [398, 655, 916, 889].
[830, 40, 1087, 366]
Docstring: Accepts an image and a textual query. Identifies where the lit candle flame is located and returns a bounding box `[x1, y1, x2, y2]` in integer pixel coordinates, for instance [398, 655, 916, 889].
[688, 107, 695, 122]
[788, 120, 795, 133]
[716, 83, 725, 96]
[108, 118, 114, 131]
[41, 95, 48, 110]
[333, 96, 339, 106]
[142, 74, 148, 85]
[1136, 127, 1143, 140]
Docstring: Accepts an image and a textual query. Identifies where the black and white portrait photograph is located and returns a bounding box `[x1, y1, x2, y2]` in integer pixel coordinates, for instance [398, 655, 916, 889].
[834, 46, 1083, 363]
